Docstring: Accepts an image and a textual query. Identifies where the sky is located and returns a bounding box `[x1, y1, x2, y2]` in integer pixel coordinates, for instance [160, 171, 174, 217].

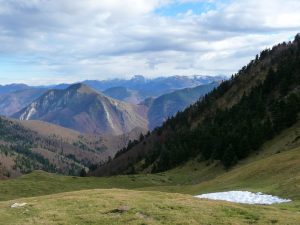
[0, 0, 300, 85]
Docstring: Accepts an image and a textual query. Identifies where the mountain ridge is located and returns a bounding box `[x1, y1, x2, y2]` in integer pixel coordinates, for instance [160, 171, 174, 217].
[13, 83, 148, 135]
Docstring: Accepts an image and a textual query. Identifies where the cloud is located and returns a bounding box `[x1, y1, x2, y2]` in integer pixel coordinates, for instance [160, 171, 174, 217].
[0, 0, 299, 84]
[200, 0, 300, 32]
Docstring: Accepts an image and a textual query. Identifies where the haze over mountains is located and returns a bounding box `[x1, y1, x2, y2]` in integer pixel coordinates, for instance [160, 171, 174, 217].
[84, 75, 225, 101]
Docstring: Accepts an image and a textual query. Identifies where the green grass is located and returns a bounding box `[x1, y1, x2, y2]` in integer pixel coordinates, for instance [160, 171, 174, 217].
[1, 189, 300, 225]
[0, 171, 175, 202]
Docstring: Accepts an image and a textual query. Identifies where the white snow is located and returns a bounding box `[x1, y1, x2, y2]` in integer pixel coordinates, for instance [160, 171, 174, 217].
[11, 203, 27, 208]
[195, 191, 291, 205]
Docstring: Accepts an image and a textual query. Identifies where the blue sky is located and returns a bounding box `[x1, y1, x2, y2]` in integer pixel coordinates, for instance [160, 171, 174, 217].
[156, 1, 217, 16]
[0, 0, 299, 85]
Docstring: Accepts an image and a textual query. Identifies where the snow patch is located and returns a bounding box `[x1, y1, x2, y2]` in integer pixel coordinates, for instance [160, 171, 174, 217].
[11, 203, 27, 208]
[195, 191, 291, 205]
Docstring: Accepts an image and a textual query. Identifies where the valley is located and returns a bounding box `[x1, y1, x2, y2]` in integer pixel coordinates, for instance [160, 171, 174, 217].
[0, 16, 299, 224]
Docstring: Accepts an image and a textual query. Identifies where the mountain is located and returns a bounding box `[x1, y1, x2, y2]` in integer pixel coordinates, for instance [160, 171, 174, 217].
[91, 34, 300, 176]
[0, 83, 73, 116]
[0, 88, 47, 116]
[13, 83, 148, 136]
[145, 82, 219, 130]
[83, 75, 225, 100]
[103, 87, 141, 104]
[0, 83, 30, 95]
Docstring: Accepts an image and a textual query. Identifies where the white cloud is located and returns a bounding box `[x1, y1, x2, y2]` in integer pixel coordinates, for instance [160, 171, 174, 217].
[0, 0, 299, 84]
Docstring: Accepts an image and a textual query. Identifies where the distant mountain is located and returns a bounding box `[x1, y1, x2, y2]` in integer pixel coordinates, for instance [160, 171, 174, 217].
[103, 87, 141, 104]
[0, 75, 225, 105]
[0, 88, 47, 116]
[145, 82, 219, 130]
[83, 75, 225, 100]
[13, 83, 148, 135]
[0, 84, 30, 95]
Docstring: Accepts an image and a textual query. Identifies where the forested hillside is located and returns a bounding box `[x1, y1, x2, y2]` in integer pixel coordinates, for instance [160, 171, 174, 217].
[91, 35, 300, 176]
[0, 117, 142, 178]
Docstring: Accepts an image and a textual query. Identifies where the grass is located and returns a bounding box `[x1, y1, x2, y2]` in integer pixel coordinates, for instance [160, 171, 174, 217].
[0, 122, 299, 224]
[1, 189, 300, 225]
[0, 171, 174, 202]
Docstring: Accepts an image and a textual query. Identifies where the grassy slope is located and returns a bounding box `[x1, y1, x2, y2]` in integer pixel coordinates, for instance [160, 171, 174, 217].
[0, 122, 299, 224]
[1, 189, 300, 225]
[142, 146, 300, 200]
[140, 121, 300, 199]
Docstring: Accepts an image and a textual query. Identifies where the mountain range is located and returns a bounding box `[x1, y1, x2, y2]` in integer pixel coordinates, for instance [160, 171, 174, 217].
[0, 75, 225, 117]
[83, 75, 225, 99]
[11, 82, 219, 134]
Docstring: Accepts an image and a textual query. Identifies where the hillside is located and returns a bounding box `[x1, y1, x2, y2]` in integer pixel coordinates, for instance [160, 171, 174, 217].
[13, 83, 148, 136]
[0, 116, 144, 178]
[91, 35, 300, 176]
[146, 82, 219, 129]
